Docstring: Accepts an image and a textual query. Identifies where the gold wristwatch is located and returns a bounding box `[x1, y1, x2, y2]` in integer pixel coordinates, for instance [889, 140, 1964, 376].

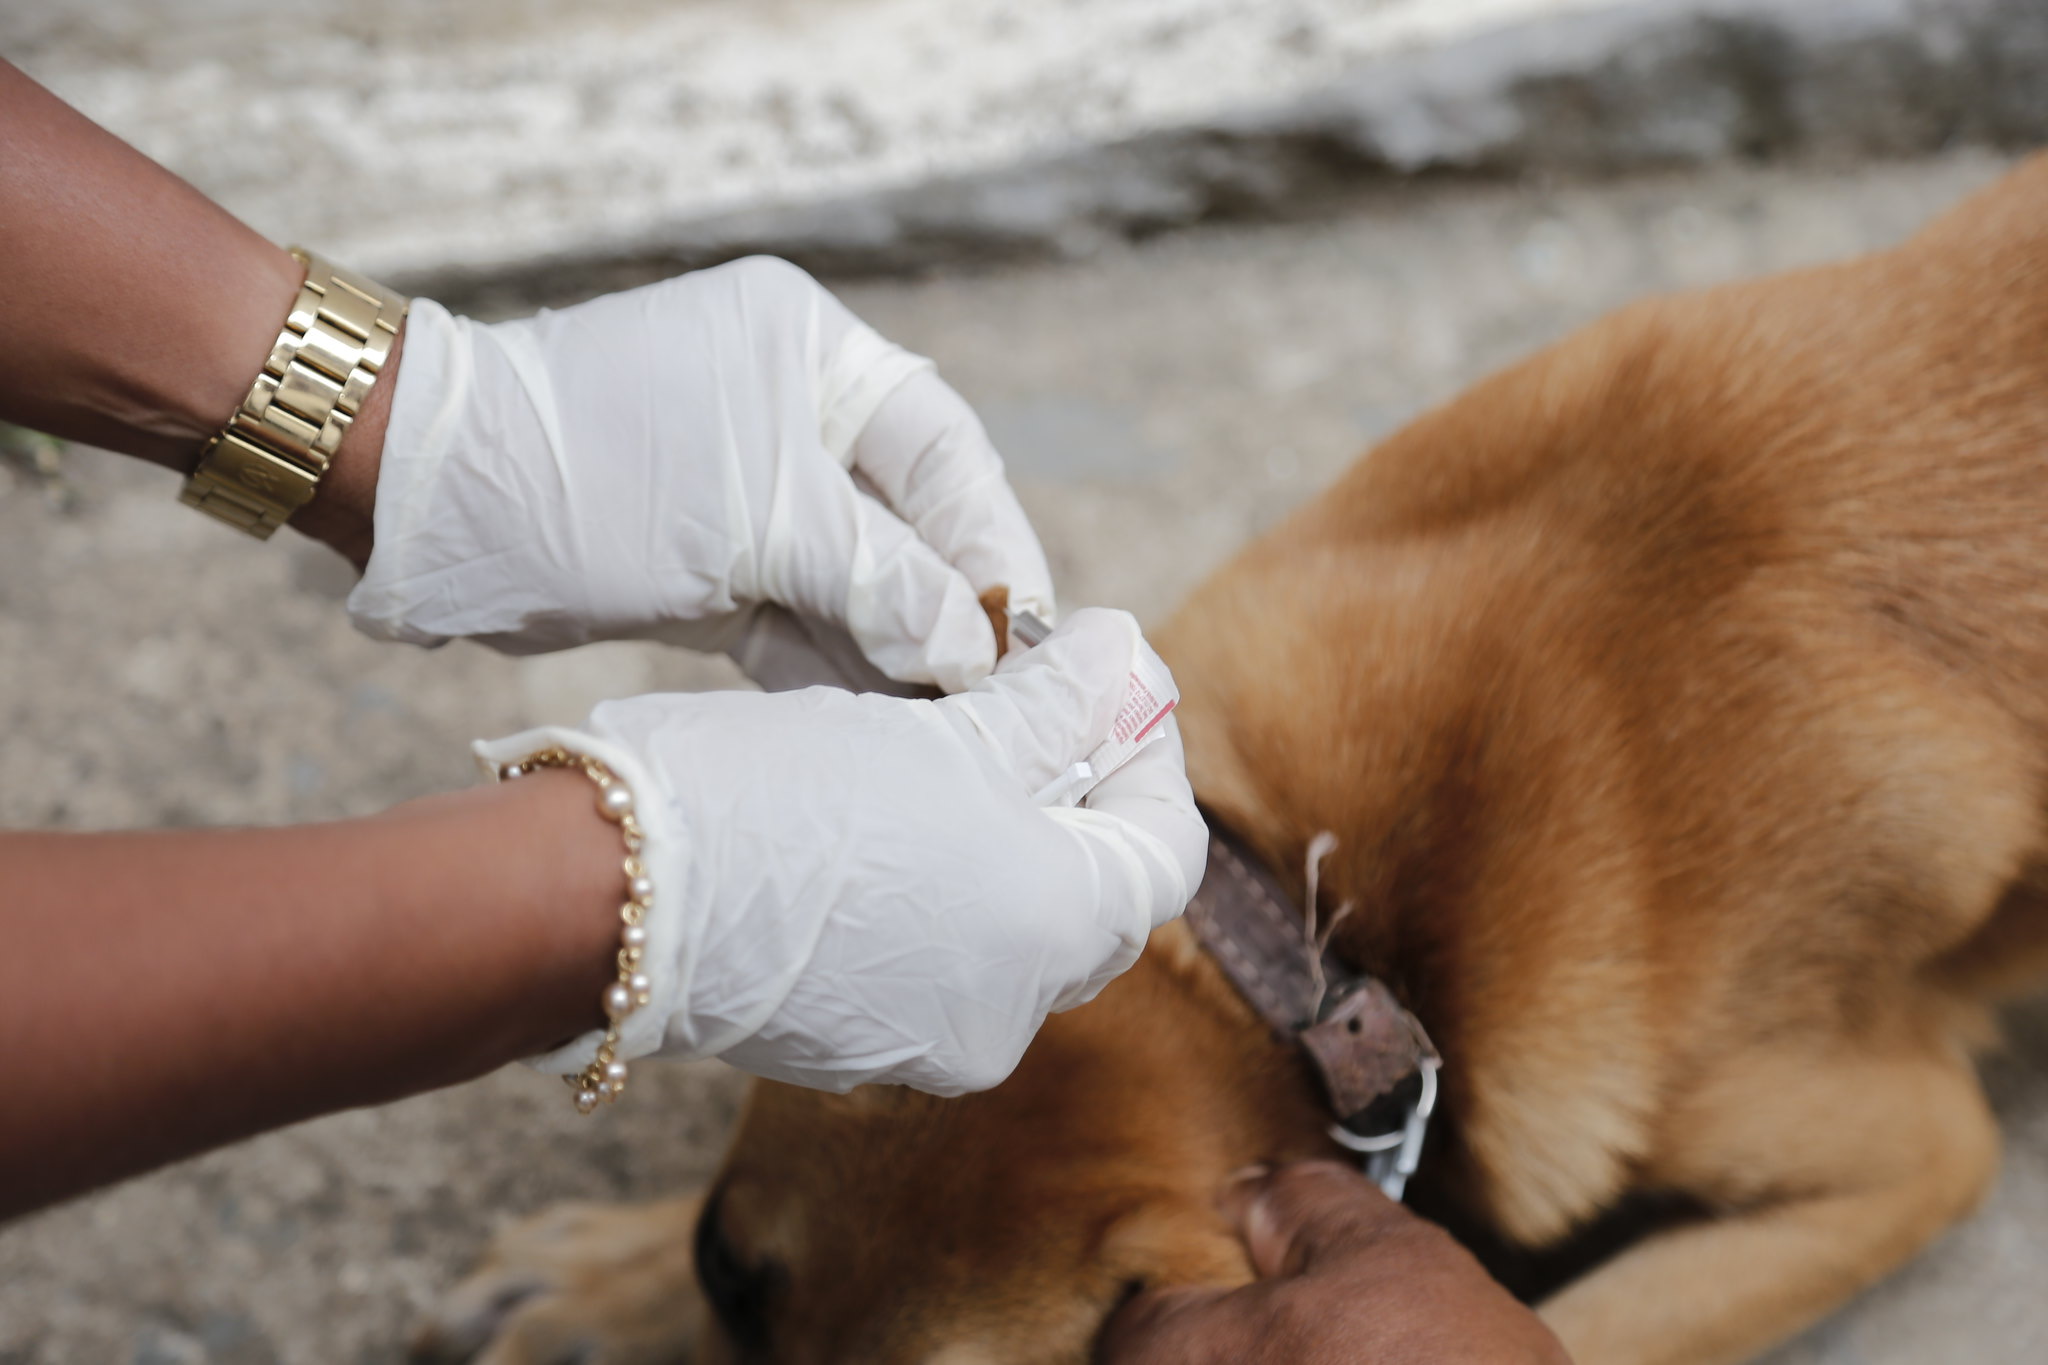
[180, 248, 408, 538]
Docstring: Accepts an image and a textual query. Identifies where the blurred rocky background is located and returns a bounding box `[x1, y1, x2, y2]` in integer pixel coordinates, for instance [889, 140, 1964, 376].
[8, 0, 2048, 287]
[5, 2, 2048, 1361]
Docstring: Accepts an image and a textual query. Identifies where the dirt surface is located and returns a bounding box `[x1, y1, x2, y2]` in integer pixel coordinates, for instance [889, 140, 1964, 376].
[7, 151, 2048, 1363]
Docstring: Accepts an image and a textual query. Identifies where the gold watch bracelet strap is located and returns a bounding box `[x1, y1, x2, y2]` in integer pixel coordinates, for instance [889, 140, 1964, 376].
[180, 248, 408, 539]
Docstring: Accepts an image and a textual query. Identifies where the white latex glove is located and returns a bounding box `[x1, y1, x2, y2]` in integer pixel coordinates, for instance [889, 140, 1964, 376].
[477, 609, 1208, 1095]
[350, 256, 1053, 691]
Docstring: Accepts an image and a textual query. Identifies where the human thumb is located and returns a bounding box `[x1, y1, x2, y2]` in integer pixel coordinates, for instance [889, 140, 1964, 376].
[1229, 1161, 1419, 1279]
[937, 607, 1141, 796]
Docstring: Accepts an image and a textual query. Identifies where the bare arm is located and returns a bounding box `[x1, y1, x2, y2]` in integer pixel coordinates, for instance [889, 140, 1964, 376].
[0, 56, 386, 564]
[0, 61, 632, 1222]
[0, 770, 623, 1222]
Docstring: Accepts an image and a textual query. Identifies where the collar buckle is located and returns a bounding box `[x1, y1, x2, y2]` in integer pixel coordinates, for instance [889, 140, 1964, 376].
[1183, 816, 1444, 1201]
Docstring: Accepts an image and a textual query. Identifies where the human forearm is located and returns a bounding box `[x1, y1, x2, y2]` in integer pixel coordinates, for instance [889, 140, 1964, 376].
[0, 57, 390, 564]
[0, 771, 620, 1221]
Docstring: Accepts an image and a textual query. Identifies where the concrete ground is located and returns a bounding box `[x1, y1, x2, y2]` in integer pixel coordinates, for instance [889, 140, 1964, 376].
[6, 150, 2048, 1363]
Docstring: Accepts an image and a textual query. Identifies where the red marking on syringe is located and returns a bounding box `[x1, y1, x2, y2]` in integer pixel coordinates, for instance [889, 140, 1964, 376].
[1132, 698, 1176, 742]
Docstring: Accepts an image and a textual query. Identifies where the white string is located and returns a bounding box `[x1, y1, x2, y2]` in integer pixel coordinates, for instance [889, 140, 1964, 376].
[1301, 831, 1354, 1021]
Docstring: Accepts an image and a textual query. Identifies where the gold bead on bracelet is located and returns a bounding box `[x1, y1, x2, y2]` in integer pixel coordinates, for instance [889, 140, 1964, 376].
[497, 747, 655, 1114]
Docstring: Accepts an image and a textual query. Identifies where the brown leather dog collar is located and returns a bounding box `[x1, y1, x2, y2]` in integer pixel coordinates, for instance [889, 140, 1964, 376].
[1183, 815, 1442, 1199]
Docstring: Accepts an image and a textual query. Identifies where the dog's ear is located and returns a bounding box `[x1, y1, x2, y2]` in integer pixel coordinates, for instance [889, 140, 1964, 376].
[1096, 1196, 1255, 1293]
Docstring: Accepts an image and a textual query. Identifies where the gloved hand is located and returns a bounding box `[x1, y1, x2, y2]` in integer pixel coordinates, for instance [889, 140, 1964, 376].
[350, 256, 1052, 692]
[477, 609, 1209, 1094]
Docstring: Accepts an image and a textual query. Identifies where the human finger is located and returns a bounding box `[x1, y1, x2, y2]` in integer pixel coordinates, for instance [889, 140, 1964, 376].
[782, 469, 1001, 692]
[938, 608, 1139, 796]
[847, 367, 1057, 622]
[1229, 1160, 1423, 1278]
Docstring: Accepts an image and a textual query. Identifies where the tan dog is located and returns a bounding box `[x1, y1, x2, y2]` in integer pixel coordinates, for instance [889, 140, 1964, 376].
[418, 155, 2048, 1365]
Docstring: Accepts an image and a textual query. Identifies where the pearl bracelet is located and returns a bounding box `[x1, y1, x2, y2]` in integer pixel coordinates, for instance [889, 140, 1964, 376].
[497, 747, 655, 1114]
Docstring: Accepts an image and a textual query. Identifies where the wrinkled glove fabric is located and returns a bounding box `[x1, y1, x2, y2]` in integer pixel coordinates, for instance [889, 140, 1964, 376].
[351, 256, 1053, 691]
[476, 610, 1208, 1095]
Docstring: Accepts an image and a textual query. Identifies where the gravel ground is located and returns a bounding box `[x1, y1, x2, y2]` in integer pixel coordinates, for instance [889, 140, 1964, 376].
[7, 150, 2048, 1363]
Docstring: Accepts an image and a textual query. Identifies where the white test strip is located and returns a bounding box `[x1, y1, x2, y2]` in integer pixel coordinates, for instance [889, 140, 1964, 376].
[1011, 612, 1178, 807]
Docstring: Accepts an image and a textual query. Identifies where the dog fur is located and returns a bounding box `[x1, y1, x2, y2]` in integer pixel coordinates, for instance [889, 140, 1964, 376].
[416, 154, 2048, 1365]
